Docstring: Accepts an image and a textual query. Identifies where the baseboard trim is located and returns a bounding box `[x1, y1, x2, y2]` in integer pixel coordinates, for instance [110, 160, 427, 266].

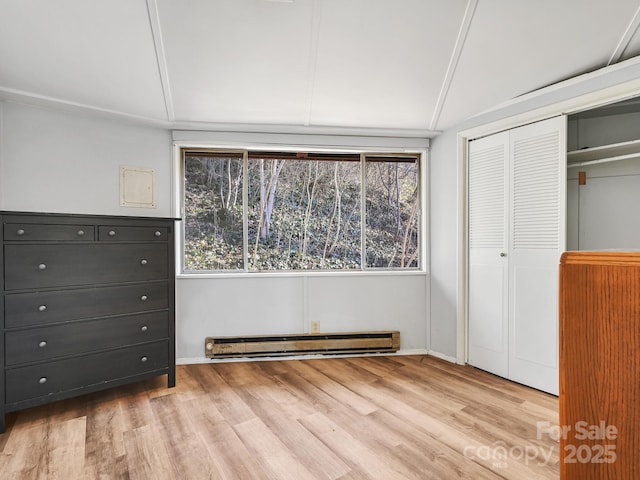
[427, 350, 461, 364]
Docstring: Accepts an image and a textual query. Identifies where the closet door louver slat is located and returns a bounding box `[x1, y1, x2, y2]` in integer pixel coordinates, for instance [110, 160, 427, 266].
[512, 132, 561, 250]
[469, 144, 506, 249]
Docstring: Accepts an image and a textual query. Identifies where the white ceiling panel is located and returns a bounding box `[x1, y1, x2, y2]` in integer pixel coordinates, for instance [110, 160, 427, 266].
[436, 0, 640, 131]
[0, 0, 166, 119]
[309, 0, 468, 130]
[157, 0, 314, 125]
[1, 0, 640, 135]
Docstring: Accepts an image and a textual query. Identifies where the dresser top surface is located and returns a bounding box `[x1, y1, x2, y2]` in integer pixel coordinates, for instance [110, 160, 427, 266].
[0, 211, 180, 224]
[561, 250, 640, 266]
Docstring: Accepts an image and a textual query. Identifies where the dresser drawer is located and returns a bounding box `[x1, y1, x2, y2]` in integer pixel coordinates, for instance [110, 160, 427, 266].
[5, 282, 168, 328]
[4, 243, 168, 290]
[98, 226, 168, 241]
[5, 311, 169, 366]
[3, 223, 94, 241]
[5, 340, 169, 405]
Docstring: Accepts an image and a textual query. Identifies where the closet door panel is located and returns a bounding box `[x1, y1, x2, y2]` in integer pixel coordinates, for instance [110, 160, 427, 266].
[467, 132, 509, 377]
[508, 116, 566, 395]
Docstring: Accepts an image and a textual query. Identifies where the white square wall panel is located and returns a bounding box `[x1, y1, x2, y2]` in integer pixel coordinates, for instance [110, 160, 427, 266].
[120, 166, 156, 208]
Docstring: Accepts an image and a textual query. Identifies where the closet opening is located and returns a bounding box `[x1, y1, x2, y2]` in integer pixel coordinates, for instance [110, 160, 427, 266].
[567, 96, 640, 251]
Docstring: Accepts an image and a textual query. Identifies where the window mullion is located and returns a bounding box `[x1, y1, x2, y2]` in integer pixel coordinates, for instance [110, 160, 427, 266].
[242, 151, 249, 272]
[360, 153, 367, 271]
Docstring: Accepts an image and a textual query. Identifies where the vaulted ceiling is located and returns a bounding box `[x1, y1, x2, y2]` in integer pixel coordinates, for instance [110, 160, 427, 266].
[1, 0, 640, 136]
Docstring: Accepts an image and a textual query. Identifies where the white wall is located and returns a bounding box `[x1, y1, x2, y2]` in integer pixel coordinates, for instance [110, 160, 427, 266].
[0, 101, 172, 216]
[177, 273, 428, 360]
[429, 57, 640, 360]
[567, 111, 640, 250]
[174, 131, 431, 362]
[570, 111, 640, 150]
[427, 128, 458, 357]
[0, 101, 430, 363]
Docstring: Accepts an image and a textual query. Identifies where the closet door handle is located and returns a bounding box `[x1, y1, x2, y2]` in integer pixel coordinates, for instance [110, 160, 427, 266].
[500, 252, 507, 257]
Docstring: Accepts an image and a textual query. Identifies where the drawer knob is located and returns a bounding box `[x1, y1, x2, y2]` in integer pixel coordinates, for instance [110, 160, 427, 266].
[39, 341, 47, 348]
[154, 231, 162, 237]
[39, 377, 48, 384]
[77, 230, 85, 236]
[38, 263, 47, 270]
[141, 325, 148, 332]
[141, 356, 148, 363]
[16, 228, 25, 236]
[140, 295, 148, 301]
[108, 230, 116, 237]
[140, 259, 148, 265]
[38, 305, 47, 312]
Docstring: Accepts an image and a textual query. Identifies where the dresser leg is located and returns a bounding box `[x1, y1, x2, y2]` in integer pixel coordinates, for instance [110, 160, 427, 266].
[168, 370, 176, 388]
[0, 412, 6, 434]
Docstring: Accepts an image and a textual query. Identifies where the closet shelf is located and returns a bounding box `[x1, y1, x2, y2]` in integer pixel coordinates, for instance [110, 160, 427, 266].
[567, 138, 640, 167]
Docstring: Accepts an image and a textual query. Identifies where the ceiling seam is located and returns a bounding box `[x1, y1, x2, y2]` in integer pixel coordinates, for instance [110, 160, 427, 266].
[428, 0, 478, 131]
[0, 86, 172, 128]
[608, 2, 640, 65]
[146, 0, 175, 122]
[304, 0, 323, 126]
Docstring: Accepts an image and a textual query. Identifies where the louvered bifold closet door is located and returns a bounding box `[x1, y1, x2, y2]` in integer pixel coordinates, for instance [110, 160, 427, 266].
[508, 116, 566, 395]
[467, 131, 509, 378]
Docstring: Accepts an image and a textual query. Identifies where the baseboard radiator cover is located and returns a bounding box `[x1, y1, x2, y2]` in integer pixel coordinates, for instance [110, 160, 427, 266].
[205, 331, 400, 359]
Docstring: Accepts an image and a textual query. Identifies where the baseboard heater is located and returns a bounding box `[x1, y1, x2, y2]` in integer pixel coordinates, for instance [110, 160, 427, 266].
[205, 331, 400, 359]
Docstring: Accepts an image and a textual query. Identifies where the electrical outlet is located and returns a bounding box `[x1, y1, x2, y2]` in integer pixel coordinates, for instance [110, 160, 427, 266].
[311, 321, 320, 334]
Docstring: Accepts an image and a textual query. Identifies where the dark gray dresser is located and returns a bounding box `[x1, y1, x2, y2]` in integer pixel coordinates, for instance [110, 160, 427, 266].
[0, 212, 177, 433]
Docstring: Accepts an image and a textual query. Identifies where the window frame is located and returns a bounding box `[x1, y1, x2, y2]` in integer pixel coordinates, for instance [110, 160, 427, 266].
[175, 145, 428, 277]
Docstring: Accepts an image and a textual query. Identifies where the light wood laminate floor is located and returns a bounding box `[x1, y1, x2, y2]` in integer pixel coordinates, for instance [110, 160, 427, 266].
[0, 355, 559, 479]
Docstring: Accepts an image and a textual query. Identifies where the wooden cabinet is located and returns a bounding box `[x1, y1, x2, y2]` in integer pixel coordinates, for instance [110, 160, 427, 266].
[559, 251, 640, 479]
[0, 212, 177, 433]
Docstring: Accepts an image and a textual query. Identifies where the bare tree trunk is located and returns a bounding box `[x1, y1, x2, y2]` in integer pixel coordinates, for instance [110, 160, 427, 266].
[232, 163, 242, 206]
[264, 160, 284, 238]
[400, 191, 419, 267]
[301, 161, 319, 258]
[322, 163, 342, 265]
[225, 158, 232, 209]
[253, 159, 284, 268]
[259, 160, 267, 238]
[205, 158, 216, 185]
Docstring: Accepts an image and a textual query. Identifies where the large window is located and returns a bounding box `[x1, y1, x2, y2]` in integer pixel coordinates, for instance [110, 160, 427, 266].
[182, 149, 421, 272]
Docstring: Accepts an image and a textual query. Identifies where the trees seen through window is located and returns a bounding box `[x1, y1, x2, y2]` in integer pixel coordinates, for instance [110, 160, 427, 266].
[183, 150, 420, 272]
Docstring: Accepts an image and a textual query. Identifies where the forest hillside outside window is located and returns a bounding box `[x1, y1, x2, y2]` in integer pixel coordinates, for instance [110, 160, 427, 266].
[182, 150, 421, 272]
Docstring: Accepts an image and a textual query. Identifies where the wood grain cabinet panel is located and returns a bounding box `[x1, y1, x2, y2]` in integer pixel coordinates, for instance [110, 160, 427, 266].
[0, 212, 177, 433]
[560, 251, 640, 479]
